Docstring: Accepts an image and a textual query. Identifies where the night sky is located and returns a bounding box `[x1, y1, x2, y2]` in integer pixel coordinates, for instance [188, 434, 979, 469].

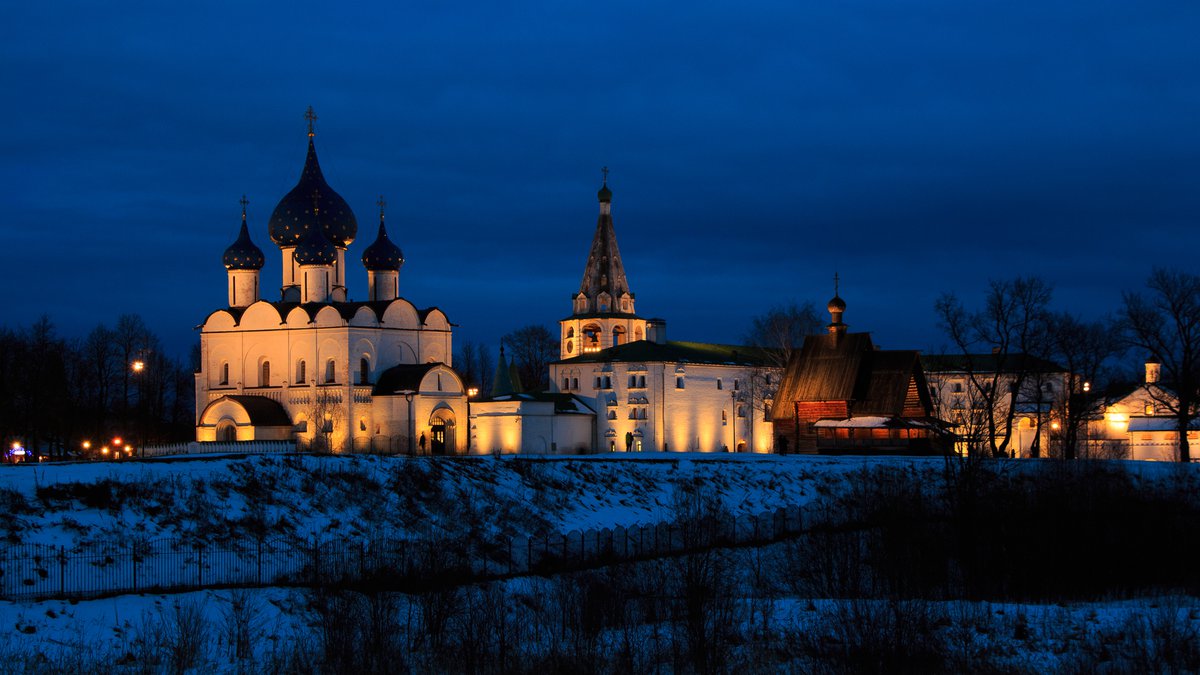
[3, 1, 1198, 360]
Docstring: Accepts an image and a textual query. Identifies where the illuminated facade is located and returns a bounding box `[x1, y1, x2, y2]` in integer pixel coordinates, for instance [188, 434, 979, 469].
[195, 113, 467, 453]
[545, 178, 779, 454]
[771, 296, 952, 455]
[923, 352, 1068, 457]
[1088, 357, 1197, 461]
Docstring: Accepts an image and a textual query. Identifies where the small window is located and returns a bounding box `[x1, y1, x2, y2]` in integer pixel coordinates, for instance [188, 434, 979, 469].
[566, 340, 573, 354]
[717, 379, 723, 390]
[629, 375, 637, 388]
[733, 379, 739, 391]
[638, 375, 645, 388]
[261, 361, 270, 387]
[572, 377, 579, 389]
[676, 377, 685, 389]
[219, 362, 229, 386]
[594, 376, 601, 389]
[607, 410, 617, 420]
[737, 405, 746, 418]
[952, 382, 963, 393]
[297, 360, 306, 384]
[359, 358, 370, 385]
[604, 376, 612, 389]
[722, 410, 727, 423]
[1146, 404, 1155, 415]
[567, 328, 575, 339]
[563, 377, 570, 390]
[325, 359, 336, 384]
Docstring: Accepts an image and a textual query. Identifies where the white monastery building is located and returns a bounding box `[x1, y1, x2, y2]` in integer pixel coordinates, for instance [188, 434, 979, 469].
[470, 177, 780, 454]
[195, 111, 467, 454]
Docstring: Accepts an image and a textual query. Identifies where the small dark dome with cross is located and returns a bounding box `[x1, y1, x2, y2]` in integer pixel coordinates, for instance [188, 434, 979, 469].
[223, 196, 265, 270]
[362, 196, 405, 272]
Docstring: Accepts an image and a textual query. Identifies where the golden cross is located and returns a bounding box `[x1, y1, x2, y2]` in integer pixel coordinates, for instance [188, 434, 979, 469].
[239, 194, 249, 220]
[305, 106, 318, 137]
[601, 166, 609, 184]
[377, 195, 386, 220]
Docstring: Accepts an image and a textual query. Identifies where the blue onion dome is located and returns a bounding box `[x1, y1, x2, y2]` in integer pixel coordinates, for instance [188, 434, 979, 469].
[292, 203, 337, 267]
[362, 216, 404, 271]
[223, 205, 265, 270]
[268, 137, 358, 248]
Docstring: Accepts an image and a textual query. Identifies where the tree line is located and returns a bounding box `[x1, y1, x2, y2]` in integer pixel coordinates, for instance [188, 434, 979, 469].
[0, 314, 195, 459]
[936, 268, 1200, 462]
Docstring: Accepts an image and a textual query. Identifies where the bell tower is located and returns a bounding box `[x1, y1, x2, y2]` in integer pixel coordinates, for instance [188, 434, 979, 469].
[560, 169, 648, 359]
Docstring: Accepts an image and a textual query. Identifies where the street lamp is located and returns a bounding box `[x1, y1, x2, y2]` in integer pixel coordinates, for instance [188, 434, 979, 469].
[401, 390, 416, 455]
[131, 357, 148, 457]
[730, 390, 737, 452]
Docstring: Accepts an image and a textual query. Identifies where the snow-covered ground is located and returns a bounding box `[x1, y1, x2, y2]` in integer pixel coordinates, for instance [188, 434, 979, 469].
[0, 453, 944, 550]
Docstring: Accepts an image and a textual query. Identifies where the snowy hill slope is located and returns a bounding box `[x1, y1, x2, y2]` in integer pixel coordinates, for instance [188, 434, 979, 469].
[0, 453, 939, 551]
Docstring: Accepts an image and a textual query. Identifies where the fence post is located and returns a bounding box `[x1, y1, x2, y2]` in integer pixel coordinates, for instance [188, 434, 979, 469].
[257, 538, 263, 585]
[197, 546, 204, 587]
[132, 542, 138, 594]
[59, 546, 66, 597]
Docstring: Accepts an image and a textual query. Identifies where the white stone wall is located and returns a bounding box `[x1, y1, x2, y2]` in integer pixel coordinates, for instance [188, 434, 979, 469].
[197, 299, 463, 453]
[469, 399, 593, 454]
[550, 360, 778, 453]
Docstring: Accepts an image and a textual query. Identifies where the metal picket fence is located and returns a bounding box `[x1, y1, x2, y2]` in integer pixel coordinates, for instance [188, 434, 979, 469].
[0, 502, 825, 602]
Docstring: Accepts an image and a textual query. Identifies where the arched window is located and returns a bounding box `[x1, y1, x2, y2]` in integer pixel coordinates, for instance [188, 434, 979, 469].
[219, 362, 229, 386]
[613, 326, 626, 347]
[325, 359, 336, 384]
[297, 360, 306, 384]
[567, 328, 575, 339]
[572, 377, 579, 389]
[717, 379, 723, 390]
[359, 358, 370, 385]
[260, 361, 270, 387]
[563, 377, 570, 390]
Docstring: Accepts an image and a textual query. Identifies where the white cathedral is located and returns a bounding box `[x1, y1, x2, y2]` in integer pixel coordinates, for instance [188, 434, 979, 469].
[196, 112, 778, 455]
[195, 112, 467, 454]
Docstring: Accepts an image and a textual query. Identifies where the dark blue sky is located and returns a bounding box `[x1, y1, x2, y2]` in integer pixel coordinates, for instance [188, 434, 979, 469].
[2, 1, 1198, 359]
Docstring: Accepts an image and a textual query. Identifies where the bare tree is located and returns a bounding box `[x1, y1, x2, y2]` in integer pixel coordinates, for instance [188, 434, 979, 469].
[502, 325, 557, 392]
[1047, 313, 1122, 460]
[1121, 268, 1200, 463]
[742, 303, 819, 452]
[742, 302, 821, 370]
[935, 277, 1053, 458]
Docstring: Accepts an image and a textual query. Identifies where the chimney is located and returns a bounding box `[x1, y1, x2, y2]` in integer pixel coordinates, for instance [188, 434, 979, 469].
[1145, 356, 1161, 384]
[647, 319, 667, 345]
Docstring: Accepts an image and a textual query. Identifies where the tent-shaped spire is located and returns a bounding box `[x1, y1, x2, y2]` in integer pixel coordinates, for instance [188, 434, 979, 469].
[576, 170, 633, 314]
[491, 346, 515, 397]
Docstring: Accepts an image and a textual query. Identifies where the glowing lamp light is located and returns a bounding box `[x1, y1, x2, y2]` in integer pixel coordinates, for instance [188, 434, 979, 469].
[1050, 421, 1060, 431]
[113, 437, 122, 446]
[101, 446, 110, 455]
[131, 360, 145, 373]
[1083, 381, 1091, 393]
[82, 440, 91, 450]
[10, 442, 20, 451]
[467, 387, 479, 398]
